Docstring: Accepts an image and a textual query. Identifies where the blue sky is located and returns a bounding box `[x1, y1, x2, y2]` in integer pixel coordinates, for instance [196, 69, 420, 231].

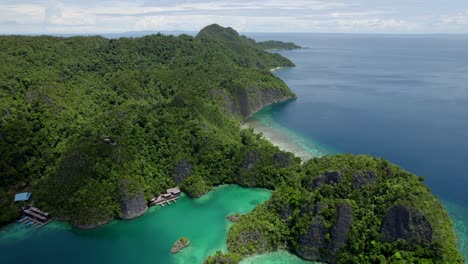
[1, 0, 468, 34]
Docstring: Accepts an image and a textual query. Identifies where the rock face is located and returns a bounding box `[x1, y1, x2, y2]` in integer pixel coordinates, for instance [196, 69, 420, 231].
[119, 179, 148, 220]
[272, 152, 295, 168]
[171, 237, 190, 254]
[312, 171, 343, 188]
[120, 193, 147, 220]
[296, 203, 353, 263]
[329, 203, 353, 253]
[296, 216, 327, 261]
[173, 160, 192, 184]
[382, 205, 433, 244]
[235, 86, 293, 118]
[352, 170, 377, 189]
[277, 204, 294, 221]
[242, 150, 260, 169]
[227, 213, 241, 222]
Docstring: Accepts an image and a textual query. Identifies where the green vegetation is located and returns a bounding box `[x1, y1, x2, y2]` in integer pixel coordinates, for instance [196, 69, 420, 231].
[204, 250, 242, 264]
[0, 24, 296, 226]
[225, 154, 464, 263]
[180, 237, 190, 246]
[171, 237, 191, 254]
[0, 23, 462, 263]
[256, 40, 301, 50]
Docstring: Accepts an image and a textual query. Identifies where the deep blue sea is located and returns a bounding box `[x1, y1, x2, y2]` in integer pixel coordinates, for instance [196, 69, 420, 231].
[246, 33, 468, 260]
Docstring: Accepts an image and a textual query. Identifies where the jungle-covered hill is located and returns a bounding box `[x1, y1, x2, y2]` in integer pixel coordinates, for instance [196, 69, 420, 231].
[0, 24, 297, 227]
[222, 155, 463, 263]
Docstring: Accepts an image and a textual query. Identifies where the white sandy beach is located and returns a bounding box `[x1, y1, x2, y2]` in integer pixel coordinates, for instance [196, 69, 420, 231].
[242, 116, 325, 162]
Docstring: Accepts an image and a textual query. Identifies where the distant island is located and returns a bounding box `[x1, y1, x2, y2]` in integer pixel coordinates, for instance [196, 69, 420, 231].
[0, 24, 463, 263]
[256, 40, 302, 50]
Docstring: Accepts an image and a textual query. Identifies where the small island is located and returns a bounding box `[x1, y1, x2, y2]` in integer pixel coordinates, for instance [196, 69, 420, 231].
[171, 237, 190, 254]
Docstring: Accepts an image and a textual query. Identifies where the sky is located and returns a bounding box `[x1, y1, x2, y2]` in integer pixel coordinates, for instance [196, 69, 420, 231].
[1, 0, 468, 34]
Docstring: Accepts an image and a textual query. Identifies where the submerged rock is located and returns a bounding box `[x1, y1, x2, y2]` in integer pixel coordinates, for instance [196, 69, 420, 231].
[382, 205, 433, 244]
[227, 213, 241, 222]
[171, 237, 190, 254]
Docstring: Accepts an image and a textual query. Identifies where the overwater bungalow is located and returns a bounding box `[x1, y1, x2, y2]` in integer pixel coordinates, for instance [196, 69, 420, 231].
[150, 187, 181, 206]
[20, 206, 51, 229]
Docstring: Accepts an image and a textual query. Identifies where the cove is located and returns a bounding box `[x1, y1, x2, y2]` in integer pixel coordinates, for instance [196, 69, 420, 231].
[0, 185, 271, 264]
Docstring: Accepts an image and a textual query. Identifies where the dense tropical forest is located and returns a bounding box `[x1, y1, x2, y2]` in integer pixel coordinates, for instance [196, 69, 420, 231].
[0, 24, 296, 227]
[222, 155, 463, 263]
[0, 24, 463, 263]
[255, 40, 301, 50]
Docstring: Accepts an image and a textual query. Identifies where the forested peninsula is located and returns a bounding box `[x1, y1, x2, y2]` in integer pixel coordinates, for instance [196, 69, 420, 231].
[0, 24, 463, 263]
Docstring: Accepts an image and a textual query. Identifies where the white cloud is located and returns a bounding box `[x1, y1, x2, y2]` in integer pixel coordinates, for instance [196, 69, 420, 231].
[0, 0, 465, 34]
[440, 10, 468, 25]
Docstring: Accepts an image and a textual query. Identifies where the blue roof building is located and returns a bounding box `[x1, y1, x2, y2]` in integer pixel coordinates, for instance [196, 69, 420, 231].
[14, 192, 31, 202]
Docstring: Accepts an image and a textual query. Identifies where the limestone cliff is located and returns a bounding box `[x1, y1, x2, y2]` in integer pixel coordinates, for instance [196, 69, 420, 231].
[119, 179, 148, 220]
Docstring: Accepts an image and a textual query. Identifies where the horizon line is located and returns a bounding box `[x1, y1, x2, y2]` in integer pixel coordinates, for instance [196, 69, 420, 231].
[1, 30, 468, 37]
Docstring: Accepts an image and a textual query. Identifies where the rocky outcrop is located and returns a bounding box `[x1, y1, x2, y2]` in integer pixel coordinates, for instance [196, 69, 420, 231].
[171, 237, 190, 254]
[213, 86, 294, 119]
[296, 203, 353, 263]
[120, 193, 147, 220]
[173, 160, 192, 184]
[296, 216, 327, 261]
[277, 204, 294, 221]
[119, 179, 148, 220]
[352, 170, 377, 189]
[312, 171, 343, 188]
[382, 205, 433, 244]
[242, 150, 260, 169]
[210, 89, 241, 116]
[235, 86, 294, 118]
[313, 202, 327, 215]
[227, 213, 241, 222]
[272, 152, 296, 168]
[329, 203, 353, 253]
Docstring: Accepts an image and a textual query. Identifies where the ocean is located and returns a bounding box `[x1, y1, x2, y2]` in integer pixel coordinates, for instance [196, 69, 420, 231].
[246, 32, 468, 261]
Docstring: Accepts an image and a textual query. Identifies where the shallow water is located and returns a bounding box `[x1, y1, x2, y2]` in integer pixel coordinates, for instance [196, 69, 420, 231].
[0, 185, 271, 264]
[245, 33, 468, 262]
[241, 250, 319, 264]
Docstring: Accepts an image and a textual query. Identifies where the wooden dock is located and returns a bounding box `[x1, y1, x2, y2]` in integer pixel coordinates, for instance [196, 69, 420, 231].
[149, 187, 181, 207]
[19, 206, 51, 230]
